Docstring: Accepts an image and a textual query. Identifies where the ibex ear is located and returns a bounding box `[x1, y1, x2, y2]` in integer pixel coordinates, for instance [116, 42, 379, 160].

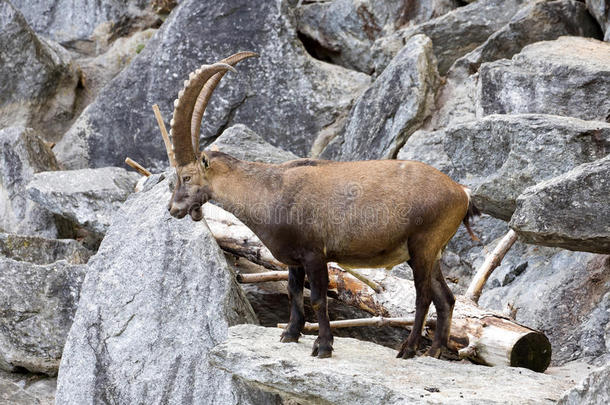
[200, 151, 210, 169]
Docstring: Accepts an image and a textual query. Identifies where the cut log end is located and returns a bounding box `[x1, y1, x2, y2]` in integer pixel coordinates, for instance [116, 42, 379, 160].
[510, 331, 552, 373]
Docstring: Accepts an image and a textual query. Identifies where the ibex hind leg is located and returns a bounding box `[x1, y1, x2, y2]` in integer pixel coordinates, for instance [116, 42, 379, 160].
[280, 266, 306, 343]
[426, 260, 455, 359]
[397, 252, 433, 359]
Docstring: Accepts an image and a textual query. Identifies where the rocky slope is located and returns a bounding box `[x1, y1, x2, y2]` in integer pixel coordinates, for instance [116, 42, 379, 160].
[0, 0, 608, 403]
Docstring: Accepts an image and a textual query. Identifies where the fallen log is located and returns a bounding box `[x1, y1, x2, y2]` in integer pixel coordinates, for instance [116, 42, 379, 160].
[204, 201, 551, 371]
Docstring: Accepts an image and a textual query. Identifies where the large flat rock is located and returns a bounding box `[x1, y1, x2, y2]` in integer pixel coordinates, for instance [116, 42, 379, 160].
[54, 173, 277, 404]
[398, 114, 610, 220]
[0, 258, 86, 376]
[478, 36, 610, 122]
[26, 167, 140, 239]
[510, 156, 610, 253]
[210, 324, 576, 404]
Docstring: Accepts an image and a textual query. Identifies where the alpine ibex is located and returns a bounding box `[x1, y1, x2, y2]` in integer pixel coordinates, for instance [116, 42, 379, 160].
[165, 52, 479, 359]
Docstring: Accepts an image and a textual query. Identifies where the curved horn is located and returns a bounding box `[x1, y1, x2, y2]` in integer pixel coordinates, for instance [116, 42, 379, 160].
[170, 62, 236, 165]
[191, 51, 258, 153]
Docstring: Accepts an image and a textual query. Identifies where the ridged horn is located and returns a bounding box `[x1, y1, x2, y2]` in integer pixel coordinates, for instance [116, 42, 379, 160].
[170, 63, 236, 165]
[191, 51, 258, 153]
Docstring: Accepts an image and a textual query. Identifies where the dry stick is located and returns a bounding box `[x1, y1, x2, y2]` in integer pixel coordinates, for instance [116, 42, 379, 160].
[152, 104, 175, 167]
[125, 157, 152, 177]
[277, 316, 422, 332]
[466, 229, 518, 304]
[237, 271, 288, 283]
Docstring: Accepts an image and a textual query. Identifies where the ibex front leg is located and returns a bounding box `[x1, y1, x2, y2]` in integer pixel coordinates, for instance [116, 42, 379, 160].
[305, 257, 333, 358]
[280, 266, 305, 343]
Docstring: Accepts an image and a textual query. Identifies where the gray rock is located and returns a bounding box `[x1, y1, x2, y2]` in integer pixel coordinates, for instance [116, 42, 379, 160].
[10, 0, 157, 46]
[429, 0, 602, 130]
[399, 114, 610, 220]
[26, 167, 140, 239]
[586, 0, 610, 41]
[210, 124, 298, 164]
[0, 127, 60, 238]
[372, 0, 527, 75]
[510, 156, 610, 253]
[322, 34, 439, 160]
[76, 28, 157, 107]
[55, 175, 278, 404]
[295, 0, 457, 73]
[479, 248, 609, 365]
[0, 258, 86, 375]
[559, 363, 610, 404]
[478, 36, 610, 122]
[54, 0, 370, 171]
[0, 369, 55, 405]
[0, 1, 80, 142]
[0, 233, 91, 265]
[210, 324, 576, 404]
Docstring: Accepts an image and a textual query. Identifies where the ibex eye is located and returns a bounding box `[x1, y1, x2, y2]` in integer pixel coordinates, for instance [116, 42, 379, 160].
[182, 176, 191, 182]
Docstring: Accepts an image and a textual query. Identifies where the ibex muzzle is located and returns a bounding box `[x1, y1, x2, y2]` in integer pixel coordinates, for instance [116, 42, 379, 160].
[163, 52, 480, 360]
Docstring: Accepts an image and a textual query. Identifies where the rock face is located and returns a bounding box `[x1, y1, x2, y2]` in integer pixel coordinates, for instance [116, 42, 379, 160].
[210, 324, 575, 404]
[586, 0, 610, 41]
[478, 37, 610, 122]
[76, 28, 157, 107]
[55, 175, 277, 404]
[0, 127, 60, 238]
[372, 0, 527, 75]
[322, 34, 438, 160]
[0, 258, 86, 376]
[429, 0, 602, 130]
[398, 114, 610, 220]
[10, 0, 156, 45]
[0, 369, 55, 405]
[26, 167, 140, 239]
[210, 124, 297, 164]
[295, 0, 457, 73]
[0, 1, 80, 142]
[559, 363, 610, 405]
[54, 0, 370, 171]
[510, 156, 610, 254]
[0, 233, 91, 265]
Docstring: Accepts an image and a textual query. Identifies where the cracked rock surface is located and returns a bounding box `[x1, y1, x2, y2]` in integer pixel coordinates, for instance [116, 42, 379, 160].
[55, 174, 278, 404]
[26, 167, 140, 239]
[0, 258, 86, 376]
[210, 324, 576, 405]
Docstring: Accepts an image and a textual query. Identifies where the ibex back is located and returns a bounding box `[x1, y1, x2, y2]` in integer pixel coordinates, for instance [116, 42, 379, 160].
[165, 52, 479, 359]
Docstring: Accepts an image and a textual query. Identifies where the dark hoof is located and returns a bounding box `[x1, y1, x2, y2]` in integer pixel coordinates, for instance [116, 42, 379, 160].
[397, 347, 416, 359]
[280, 332, 300, 343]
[311, 338, 333, 358]
[425, 346, 442, 359]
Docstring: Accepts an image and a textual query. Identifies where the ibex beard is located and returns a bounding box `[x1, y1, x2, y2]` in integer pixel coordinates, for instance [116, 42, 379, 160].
[165, 52, 479, 359]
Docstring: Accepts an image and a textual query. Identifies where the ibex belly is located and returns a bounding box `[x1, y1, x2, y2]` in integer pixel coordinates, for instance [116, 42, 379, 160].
[332, 243, 410, 270]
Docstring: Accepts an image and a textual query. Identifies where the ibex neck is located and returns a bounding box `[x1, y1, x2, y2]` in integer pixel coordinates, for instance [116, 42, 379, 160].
[208, 157, 281, 230]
